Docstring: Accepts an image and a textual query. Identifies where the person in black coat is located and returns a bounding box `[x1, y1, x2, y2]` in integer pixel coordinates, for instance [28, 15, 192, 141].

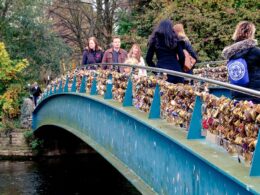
[146, 19, 185, 84]
[174, 23, 198, 85]
[31, 82, 42, 106]
[82, 37, 103, 69]
[222, 21, 260, 103]
[173, 24, 198, 71]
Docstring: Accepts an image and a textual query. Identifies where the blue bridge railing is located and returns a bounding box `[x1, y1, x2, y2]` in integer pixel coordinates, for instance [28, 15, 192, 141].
[39, 63, 260, 177]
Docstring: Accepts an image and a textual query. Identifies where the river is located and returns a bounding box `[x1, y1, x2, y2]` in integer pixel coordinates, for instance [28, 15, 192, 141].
[0, 154, 141, 195]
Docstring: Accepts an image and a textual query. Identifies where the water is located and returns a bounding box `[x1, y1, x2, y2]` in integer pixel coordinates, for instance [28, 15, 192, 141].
[0, 155, 141, 195]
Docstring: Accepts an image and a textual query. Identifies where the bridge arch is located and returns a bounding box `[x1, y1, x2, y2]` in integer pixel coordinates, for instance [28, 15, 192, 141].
[33, 93, 259, 195]
[33, 93, 155, 194]
[34, 124, 96, 155]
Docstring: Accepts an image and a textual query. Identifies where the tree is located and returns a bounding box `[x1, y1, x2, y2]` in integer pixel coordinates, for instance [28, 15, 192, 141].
[0, 42, 28, 119]
[49, 0, 131, 55]
[117, 0, 260, 61]
[0, 0, 72, 81]
[49, 0, 96, 53]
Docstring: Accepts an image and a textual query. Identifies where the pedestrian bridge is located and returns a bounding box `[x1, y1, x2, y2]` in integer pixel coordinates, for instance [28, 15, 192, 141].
[32, 64, 260, 195]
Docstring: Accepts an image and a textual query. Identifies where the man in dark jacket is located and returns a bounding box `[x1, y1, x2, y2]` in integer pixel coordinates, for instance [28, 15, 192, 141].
[31, 82, 42, 106]
[222, 21, 260, 103]
[102, 36, 128, 72]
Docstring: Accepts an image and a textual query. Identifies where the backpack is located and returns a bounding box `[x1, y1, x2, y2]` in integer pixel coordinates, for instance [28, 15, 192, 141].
[227, 58, 249, 86]
[183, 49, 196, 72]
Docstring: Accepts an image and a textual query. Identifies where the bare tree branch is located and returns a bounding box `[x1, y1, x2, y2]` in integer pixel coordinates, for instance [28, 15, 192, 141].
[48, 0, 129, 54]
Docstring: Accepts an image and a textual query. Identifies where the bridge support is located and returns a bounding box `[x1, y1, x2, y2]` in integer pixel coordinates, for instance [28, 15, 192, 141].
[58, 80, 63, 93]
[123, 77, 133, 107]
[64, 77, 69, 92]
[104, 74, 113, 99]
[80, 75, 87, 93]
[90, 75, 97, 95]
[71, 75, 77, 92]
[250, 131, 260, 176]
[54, 85, 57, 94]
[187, 95, 204, 139]
[149, 84, 161, 119]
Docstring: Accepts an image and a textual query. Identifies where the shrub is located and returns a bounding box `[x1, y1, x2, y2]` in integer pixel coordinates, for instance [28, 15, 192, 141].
[24, 130, 43, 154]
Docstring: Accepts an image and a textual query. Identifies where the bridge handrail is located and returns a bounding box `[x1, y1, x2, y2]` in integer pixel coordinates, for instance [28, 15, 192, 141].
[78, 63, 260, 99]
[40, 61, 260, 177]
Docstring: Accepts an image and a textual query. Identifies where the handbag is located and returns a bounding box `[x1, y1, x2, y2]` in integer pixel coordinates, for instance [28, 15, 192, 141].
[183, 49, 196, 72]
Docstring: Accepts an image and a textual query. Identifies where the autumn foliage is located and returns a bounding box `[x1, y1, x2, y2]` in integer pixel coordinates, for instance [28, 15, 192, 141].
[0, 42, 28, 119]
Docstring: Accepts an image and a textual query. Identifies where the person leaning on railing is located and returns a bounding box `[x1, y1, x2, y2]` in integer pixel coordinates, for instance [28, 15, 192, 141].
[222, 21, 260, 103]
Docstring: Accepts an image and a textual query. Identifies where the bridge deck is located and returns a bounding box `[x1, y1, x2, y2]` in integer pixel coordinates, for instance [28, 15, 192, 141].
[87, 94, 260, 193]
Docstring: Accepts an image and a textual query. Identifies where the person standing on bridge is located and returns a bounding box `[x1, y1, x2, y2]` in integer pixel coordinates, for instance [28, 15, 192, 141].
[127, 43, 147, 76]
[173, 24, 198, 72]
[102, 36, 128, 72]
[146, 19, 185, 83]
[222, 21, 260, 103]
[82, 37, 103, 69]
[173, 23, 198, 84]
[31, 82, 42, 106]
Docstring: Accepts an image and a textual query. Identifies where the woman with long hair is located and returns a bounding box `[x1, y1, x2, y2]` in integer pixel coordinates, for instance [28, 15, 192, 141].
[222, 21, 260, 103]
[82, 37, 103, 69]
[173, 23, 198, 71]
[127, 43, 147, 76]
[173, 23, 198, 85]
[146, 19, 185, 83]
